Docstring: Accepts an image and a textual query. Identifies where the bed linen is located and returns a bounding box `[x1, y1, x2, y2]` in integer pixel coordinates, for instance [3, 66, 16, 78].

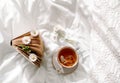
[0, 0, 120, 83]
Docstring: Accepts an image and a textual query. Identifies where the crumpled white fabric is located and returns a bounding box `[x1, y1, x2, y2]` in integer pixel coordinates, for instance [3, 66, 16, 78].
[0, 0, 120, 83]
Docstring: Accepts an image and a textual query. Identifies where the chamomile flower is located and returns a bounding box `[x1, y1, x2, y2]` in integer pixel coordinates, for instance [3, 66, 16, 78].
[22, 36, 31, 44]
[29, 53, 37, 62]
[30, 30, 39, 37]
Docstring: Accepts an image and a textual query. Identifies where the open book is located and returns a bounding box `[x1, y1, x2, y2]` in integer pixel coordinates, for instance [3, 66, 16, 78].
[10, 30, 44, 67]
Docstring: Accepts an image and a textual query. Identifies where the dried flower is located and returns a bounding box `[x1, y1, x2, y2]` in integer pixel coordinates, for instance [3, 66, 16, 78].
[22, 36, 31, 44]
[30, 30, 39, 37]
[29, 53, 37, 62]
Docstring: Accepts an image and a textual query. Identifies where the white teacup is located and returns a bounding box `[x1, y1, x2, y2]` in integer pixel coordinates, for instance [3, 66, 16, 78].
[52, 46, 79, 74]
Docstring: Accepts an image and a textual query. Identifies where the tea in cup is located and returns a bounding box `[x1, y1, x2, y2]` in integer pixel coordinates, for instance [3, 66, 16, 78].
[52, 46, 79, 74]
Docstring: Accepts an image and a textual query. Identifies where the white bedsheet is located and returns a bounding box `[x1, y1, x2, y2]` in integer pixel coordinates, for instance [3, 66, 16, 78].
[0, 0, 120, 83]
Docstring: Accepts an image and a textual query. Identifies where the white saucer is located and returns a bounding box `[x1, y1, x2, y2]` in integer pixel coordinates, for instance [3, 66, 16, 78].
[52, 54, 78, 74]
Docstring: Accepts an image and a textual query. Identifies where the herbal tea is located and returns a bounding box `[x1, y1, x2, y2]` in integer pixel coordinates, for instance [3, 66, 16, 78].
[58, 47, 77, 67]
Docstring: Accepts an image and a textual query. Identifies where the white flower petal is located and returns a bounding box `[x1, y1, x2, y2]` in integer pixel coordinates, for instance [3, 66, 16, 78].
[22, 36, 31, 44]
[29, 53, 37, 62]
[30, 30, 39, 37]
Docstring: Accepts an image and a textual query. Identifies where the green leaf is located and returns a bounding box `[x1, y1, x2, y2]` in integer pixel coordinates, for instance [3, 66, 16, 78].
[18, 44, 31, 53]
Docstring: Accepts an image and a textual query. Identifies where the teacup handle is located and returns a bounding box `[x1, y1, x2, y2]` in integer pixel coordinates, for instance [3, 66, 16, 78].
[53, 55, 64, 73]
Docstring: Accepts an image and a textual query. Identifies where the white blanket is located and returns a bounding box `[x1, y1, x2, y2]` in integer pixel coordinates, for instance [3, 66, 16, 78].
[0, 0, 120, 83]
